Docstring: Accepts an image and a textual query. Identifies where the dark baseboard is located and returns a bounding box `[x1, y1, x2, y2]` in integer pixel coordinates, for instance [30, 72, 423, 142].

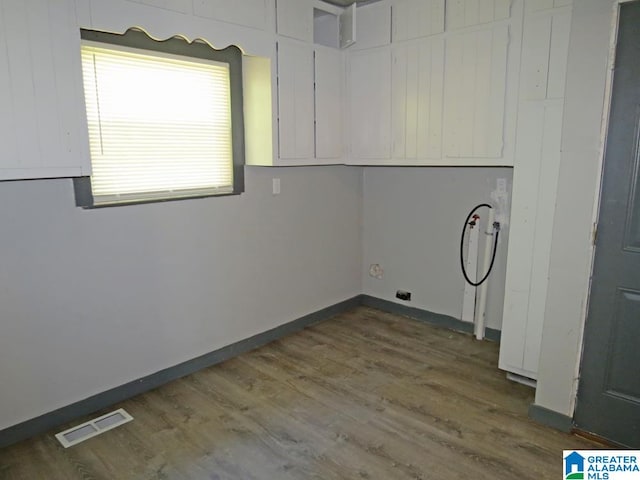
[0, 294, 503, 449]
[528, 404, 573, 432]
[0, 296, 361, 449]
[360, 294, 501, 343]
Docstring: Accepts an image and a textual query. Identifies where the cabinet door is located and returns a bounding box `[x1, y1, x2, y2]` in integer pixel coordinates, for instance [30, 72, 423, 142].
[447, 0, 511, 30]
[349, 48, 391, 160]
[314, 47, 343, 161]
[392, 0, 444, 42]
[391, 37, 444, 161]
[276, 0, 312, 43]
[0, 0, 89, 180]
[193, 0, 268, 30]
[443, 25, 509, 159]
[351, 2, 391, 51]
[277, 40, 314, 161]
[339, 4, 356, 48]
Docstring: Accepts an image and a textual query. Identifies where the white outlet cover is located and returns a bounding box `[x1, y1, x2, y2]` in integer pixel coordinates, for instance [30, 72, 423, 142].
[369, 264, 383, 279]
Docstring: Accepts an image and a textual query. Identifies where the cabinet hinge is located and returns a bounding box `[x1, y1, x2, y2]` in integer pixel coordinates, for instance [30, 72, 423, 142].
[592, 222, 598, 246]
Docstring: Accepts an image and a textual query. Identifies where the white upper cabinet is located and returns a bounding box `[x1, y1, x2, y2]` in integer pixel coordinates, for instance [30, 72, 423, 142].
[392, 0, 444, 42]
[128, 0, 191, 14]
[0, 0, 90, 180]
[446, 0, 511, 30]
[443, 25, 509, 159]
[526, 0, 572, 13]
[348, 48, 392, 160]
[519, 10, 571, 100]
[339, 4, 356, 48]
[351, 1, 391, 50]
[345, 0, 519, 166]
[314, 9, 340, 48]
[314, 3, 356, 49]
[391, 37, 444, 162]
[273, 0, 353, 165]
[277, 0, 313, 43]
[272, 0, 351, 165]
[277, 39, 315, 162]
[345, 0, 394, 162]
[193, 0, 269, 30]
[315, 46, 343, 161]
[276, 41, 343, 165]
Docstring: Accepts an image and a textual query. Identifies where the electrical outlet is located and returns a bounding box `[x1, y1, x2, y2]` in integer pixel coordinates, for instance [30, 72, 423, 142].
[396, 290, 411, 301]
[369, 264, 383, 279]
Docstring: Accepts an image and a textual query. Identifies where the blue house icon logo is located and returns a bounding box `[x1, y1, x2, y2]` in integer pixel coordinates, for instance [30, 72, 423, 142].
[565, 451, 585, 479]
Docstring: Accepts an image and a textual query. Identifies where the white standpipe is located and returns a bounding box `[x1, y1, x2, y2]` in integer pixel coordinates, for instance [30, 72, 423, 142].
[461, 216, 480, 324]
[474, 208, 495, 340]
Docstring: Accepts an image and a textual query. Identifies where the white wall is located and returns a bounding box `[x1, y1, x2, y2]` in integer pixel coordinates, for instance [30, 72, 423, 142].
[535, 0, 614, 416]
[362, 167, 512, 331]
[0, 166, 363, 430]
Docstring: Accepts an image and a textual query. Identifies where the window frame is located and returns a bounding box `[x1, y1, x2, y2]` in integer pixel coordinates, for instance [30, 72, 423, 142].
[74, 28, 245, 208]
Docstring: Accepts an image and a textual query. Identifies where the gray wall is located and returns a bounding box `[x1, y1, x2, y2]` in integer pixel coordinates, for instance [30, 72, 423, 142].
[0, 165, 363, 430]
[535, 0, 614, 416]
[362, 167, 512, 331]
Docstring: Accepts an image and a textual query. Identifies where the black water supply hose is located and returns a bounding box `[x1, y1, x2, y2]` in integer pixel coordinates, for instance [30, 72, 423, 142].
[460, 204, 500, 287]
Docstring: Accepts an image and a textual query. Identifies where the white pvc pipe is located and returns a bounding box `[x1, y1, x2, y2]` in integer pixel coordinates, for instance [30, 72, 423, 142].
[475, 208, 495, 340]
[461, 217, 480, 324]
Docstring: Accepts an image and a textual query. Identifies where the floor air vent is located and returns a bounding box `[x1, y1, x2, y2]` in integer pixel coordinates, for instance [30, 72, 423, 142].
[55, 408, 133, 448]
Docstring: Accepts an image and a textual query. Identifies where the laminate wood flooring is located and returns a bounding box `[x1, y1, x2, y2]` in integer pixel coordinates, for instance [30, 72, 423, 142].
[0, 306, 600, 479]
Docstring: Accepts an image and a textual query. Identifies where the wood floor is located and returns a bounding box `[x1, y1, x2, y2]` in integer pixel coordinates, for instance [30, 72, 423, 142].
[0, 306, 599, 479]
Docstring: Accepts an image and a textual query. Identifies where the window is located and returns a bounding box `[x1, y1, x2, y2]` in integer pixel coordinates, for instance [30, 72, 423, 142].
[74, 29, 245, 207]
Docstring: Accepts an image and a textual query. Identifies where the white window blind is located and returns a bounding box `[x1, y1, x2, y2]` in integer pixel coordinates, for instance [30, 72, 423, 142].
[81, 42, 234, 203]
